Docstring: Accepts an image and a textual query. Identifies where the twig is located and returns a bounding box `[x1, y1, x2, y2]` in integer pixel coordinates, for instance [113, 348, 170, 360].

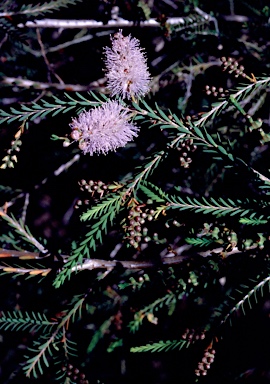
[181, 69, 194, 113]
[0, 248, 49, 259]
[26, 30, 113, 57]
[194, 7, 219, 35]
[21, 192, 29, 225]
[1, 76, 105, 92]
[229, 0, 235, 15]
[36, 28, 64, 85]
[125, 151, 166, 195]
[0, 265, 51, 276]
[195, 76, 270, 127]
[0, 33, 8, 49]
[53, 154, 80, 176]
[222, 15, 249, 22]
[0, 211, 48, 254]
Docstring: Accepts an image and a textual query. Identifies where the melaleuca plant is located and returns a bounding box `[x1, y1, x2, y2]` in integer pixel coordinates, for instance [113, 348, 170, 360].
[0, 1, 270, 383]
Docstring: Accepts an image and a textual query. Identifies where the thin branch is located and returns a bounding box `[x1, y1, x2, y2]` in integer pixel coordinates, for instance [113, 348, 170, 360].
[0, 249, 49, 259]
[194, 76, 270, 127]
[0, 212, 48, 254]
[195, 6, 219, 35]
[53, 153, 80, 177]
[126, 151, 165, 193]
[250, 167, 270, 184]
[21, 192, 29, 225]
[222, 15, 249, 22]
[222, 276, 270, 325]
[25, 331, 56, 378]
[24, 295, 85, 378]
[0, 33, 8, 49]
[25, 30, 113, 57]
[36, 27, 64, 85]
[0, 265, 51, 276]
[1, 77, 101, 92]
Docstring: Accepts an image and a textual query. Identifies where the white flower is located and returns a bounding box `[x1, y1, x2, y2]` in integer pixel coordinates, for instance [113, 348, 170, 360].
[70, 101, 138, 155]
[104, 30, 151, 99]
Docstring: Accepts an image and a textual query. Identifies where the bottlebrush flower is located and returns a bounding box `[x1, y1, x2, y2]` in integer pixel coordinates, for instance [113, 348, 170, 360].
[70, 101, 138, 155]
[104, 30, 151, 99]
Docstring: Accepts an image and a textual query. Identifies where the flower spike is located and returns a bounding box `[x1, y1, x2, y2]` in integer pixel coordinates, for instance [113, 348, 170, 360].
[104, 30, 151, 100]
[70, 101, 138, 155]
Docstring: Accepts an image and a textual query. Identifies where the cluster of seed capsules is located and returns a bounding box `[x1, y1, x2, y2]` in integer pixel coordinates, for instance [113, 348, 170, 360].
[124, 205, 159, 248]
[221, 56, 246, 78]
[195, 348, 216, 377]
[182, 328, 206, 342]
[75, 179, 109, 209]
[61, 363, 88, 383]
[176, 138, 197, 168]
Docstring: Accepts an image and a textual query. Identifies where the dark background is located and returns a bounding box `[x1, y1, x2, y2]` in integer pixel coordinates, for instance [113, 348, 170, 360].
[0, 0, 270, 383]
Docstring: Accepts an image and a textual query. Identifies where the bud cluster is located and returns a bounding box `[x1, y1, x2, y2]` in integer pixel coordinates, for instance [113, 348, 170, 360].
[130, 274, 150, 291]
[61, 363, 88, 383]
[123, 205, 159, 248]
[221, 57, 246, 78]
[0, 131, 22, 169]
[187, 270, 199, 286]
[75, 179, 109, 209]
[205, 85, 228, 98]
[198, 223, 239, 252]
[195, 348, 216, 377]
[176, 138, 197, 168]
[243, 233, 266, 251]
[182, 328, 206, 342]
[218, 226, 238, 250]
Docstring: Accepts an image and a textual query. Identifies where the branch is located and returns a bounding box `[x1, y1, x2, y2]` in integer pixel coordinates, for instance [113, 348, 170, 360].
[0, 244, 252, 276]
[17, 17, 187, 29]
[16, 7, 217, 31]
[70, 256, 187, 272]
[0, 247, 187, 270]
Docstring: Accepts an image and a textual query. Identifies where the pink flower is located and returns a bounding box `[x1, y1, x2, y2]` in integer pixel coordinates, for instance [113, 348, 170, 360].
[104, 30, 151, 99]
[70, 101, 138, 155]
